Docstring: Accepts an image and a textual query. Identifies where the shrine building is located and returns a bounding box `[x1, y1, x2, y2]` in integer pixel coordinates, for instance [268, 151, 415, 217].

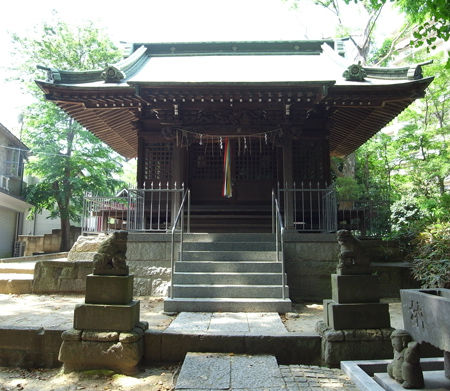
[36, 41, 432, 311]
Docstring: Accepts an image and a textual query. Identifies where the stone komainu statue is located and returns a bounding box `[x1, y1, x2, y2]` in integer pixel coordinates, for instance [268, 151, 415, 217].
[336, 229, 371, 275]
[93, 231, 129, 276]
[387, 329, 424, 389]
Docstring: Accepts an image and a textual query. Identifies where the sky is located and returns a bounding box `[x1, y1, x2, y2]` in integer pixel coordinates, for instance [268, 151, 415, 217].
[0, 0, 403, 134]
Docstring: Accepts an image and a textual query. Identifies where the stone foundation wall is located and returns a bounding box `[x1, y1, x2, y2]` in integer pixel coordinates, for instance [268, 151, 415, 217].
[28, 232, 414, 299]
[126, 233, 174, 297]
[19, 226, 81, 256]
[32, 260, 93, 294]
[284, 232, 415, 302]
[0, 327, 62, 368]
[284, 233, 338, 302]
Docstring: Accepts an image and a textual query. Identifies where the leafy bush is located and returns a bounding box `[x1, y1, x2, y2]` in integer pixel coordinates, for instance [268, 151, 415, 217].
[335, 177, 364, 200]
[410, 222, 450, 288]
[390, 195, 426, 234]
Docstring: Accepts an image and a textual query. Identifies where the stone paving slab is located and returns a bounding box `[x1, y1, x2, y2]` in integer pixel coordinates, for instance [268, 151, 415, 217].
[280, 364, 359, 391]
[231, 355, 285, 389]
[176, 352, 286, 390]
[166, 312, 288, 335]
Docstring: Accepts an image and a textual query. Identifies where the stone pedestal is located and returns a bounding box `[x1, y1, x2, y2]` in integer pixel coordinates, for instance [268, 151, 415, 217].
[59, 273, 146, 374]
[319, 273, 392, 367]
[324, 274, 391, 330]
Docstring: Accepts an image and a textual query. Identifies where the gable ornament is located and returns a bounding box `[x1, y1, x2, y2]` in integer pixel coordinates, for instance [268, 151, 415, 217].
[343, 62, 367, 82]
[101, 66, 126, 83]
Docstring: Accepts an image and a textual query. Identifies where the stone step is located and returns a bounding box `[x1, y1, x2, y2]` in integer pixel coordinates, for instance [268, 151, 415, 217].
[182, 233, 275, 243]
[163, 298, 292, 313]
[173, 272, 284, 285]
[171, 284, 289, 299]
[175, 353, 285, 390]
[0, 274, 33, 294]
[175, 261, 282, 273]
[183, 241, 275, 251]
[0, 262, 35, 275]
[182, 250, 276, 262]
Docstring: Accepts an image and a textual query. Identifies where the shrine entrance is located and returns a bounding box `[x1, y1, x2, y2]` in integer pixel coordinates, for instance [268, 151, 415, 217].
[187, 138, 280, 232]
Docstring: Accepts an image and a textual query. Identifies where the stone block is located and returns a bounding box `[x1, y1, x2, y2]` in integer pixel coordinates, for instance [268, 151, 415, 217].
[159, 333, 246, 362]
[85, 274, 134, 305]
[0, 327, 62, 369]
[59, 338, 143, 375]
[325, 301, 390, 330]
[144, 330, 162, 362]
[73, 301, 140, 331]
[81, 331, 119, 342]
[321, 336, 393, 368]
[331, 274, 380, 303]
[244, 334, 321, 365]
[61, 329, 82, 341]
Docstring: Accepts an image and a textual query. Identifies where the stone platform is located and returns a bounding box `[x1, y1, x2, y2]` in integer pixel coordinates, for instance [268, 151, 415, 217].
[146, 311, 321, 364]
[176, 352, 286, 390]
[0, 294, 405, 369]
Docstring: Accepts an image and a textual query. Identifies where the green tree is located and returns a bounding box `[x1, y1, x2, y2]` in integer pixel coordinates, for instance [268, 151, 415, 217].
[284, 0, 406, 64]
[345, 0, 450, 66]
[355, 53, 449, 234]
[12, 19, 125, 251]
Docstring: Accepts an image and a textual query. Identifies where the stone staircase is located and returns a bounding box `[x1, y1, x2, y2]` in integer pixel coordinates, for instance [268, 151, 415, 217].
[0, 261, 35, 294]
[164, 233, 291, 313]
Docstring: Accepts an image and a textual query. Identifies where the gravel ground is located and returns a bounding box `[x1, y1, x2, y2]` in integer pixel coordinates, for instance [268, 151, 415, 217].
[0, 365, 179, 391]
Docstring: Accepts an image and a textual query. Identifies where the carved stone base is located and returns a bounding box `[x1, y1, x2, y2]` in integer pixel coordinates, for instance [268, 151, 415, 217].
[59, 323, 148, 375]
[316, 320, 394, 368]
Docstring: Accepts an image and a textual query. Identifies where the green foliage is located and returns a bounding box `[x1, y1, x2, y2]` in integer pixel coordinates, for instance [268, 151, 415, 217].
[410, 222, 450, 288]
[353, 53, 449, 241]
[342, 0, 450, 66]
[390, 194, 426, 234]
[335, 176, 364, 200]
[12, 19, 125, 250]
[369, 37, 394, 66]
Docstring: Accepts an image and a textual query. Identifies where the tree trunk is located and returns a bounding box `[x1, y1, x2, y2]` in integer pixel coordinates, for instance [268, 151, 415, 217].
[60, 214, 71, 252]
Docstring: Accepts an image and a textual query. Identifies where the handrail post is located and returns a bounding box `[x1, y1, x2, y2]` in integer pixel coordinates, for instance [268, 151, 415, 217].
[281, 227, 285, 300]
[271, 190, 275, 234]
[275, 213, 279, 263]
[170, 229, 175, 299]
[180, 203, 184, 262]
[187, 189, 191, 233]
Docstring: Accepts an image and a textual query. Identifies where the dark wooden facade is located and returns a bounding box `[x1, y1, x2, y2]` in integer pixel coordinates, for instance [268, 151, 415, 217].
[36, 41, 433, 231]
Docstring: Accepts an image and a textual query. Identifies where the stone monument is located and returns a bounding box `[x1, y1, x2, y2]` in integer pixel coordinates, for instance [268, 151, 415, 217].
[58, 231, 147, 374]
[387, 329, 424, 389]
[317, 230, 393, 367]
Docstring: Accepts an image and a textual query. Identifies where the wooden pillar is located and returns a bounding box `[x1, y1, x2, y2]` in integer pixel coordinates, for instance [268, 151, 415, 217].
[282, 136, 294, 229]
[136, 133, 145, 188]
[171, 144, 183, 227]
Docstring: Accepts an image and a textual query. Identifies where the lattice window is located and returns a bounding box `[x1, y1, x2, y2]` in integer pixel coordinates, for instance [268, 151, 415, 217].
[235, 140, 276, 181]
[143, 143, 173, 183]
[191, 143, 223, 180]
[293, 139, 328, 185]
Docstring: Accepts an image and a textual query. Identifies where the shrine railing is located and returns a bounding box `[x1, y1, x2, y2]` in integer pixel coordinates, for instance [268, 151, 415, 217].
[82, 183, 189, 234]
[337, 198, 391, 237]
[170, 188, 190, 299]
[272, 191, 286, 300]
[277, 182, 338, 232]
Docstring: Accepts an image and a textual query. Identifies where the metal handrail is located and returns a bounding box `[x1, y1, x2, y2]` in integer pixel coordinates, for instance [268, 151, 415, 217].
[170, 189, 190, 299]
[272, 190, 286, 300]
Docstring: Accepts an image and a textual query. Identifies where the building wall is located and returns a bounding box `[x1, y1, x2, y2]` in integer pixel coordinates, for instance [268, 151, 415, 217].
[0, 206, 16, 258]
[22, 209, 62, 236]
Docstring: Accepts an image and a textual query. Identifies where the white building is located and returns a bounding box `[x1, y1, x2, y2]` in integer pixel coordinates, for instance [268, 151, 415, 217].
[0, 123, 31, 258]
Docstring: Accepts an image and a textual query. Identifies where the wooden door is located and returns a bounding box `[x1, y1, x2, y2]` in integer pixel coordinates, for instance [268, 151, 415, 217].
[188, 139, 277, 206]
